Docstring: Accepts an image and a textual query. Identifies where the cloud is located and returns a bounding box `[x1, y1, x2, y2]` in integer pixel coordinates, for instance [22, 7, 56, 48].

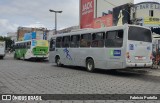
[0, 0, 79, 36]
[0, 19, 19, 35]
[25, 22, 46, 28]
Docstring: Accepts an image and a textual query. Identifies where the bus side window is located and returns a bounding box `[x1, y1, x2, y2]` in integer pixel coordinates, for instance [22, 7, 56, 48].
[56, 37, 62, 48]
[62, 36, 70, 48]
[14, 44, 17, 49]
[80, 33, 91, 47]
[16, 44, 19, 49]
[92, 32, 104, 47]
[70, 35, 80, 48]
[19, 43, 22, 49]
[115, 30, 123, 47]
[105, 30, 123, 47]
[24, 42, 27, 49]
[50, 39, 56, 51]
[105, 31, 116, 47]
[18, 44, 20, 49]
[27, 42, 30, 49]
[22, 43, 25, 48]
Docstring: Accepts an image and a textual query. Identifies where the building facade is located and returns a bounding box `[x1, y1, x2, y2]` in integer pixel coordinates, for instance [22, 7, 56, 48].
[79, 0, 134, 28]
[7, 32, 17, 42]
[131, 2, 160, 27]
[17, 27, 48, 41]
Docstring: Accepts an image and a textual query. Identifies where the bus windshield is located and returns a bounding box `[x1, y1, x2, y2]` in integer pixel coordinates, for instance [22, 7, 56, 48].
[128, 26, 152, 42]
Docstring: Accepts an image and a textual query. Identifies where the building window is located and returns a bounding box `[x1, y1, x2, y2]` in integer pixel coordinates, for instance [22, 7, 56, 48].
[149, 10, 153, 17]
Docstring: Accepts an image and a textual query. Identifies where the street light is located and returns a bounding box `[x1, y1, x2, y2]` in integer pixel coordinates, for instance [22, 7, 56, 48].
[49, 9, 62, 34]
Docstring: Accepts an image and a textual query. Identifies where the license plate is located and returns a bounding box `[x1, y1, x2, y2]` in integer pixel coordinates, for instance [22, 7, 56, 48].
[135, 56, 146, 60]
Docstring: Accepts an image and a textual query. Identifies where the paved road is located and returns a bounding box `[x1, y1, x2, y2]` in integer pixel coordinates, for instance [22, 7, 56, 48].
[0, 54, 160, 103]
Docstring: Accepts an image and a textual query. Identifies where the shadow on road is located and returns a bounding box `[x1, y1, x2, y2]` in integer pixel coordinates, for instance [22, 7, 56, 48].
[54, 65, 160, 83]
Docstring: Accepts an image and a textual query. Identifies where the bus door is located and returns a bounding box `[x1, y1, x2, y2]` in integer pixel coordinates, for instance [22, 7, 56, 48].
[127, 26, 152, 64]
[62, 36, 72, 65]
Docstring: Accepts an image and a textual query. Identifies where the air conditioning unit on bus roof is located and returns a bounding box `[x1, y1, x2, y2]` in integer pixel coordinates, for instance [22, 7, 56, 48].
[71, 28, 93, 32]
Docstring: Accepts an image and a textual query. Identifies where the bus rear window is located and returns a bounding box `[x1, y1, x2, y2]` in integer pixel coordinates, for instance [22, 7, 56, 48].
[128, 26, 152, 42]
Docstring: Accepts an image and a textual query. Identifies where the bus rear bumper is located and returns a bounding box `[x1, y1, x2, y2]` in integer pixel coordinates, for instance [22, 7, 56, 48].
[126, 62, 152, 68]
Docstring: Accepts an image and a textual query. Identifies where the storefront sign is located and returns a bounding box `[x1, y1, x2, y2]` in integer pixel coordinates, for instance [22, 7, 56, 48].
[144, 17, 160, 26]
[80, 0, 94, 28]
[134, 3, 160, 10]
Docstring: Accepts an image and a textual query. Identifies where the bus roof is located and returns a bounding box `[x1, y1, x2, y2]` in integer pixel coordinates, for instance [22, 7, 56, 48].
[51, 24, 151, 38]
[15, 40, 31, 44]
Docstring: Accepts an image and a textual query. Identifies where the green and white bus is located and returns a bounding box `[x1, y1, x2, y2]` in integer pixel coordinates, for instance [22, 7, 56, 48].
[49, 24, 152, 72]
[14, 39, 49, 60]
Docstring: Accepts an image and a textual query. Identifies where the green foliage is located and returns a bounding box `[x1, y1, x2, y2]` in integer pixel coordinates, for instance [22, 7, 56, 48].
[0, 36, 14, 50]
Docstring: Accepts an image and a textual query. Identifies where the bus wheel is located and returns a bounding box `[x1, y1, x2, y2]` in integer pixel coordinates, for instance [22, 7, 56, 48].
[56, 57, 62, 67]
[86, 58, 95, 72]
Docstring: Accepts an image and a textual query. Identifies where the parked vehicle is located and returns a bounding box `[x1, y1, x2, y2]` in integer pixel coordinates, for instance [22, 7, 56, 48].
[0, 41, 6, 59]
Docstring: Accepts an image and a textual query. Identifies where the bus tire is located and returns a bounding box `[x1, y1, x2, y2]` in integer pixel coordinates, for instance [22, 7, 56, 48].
[86, 58, 95, 72]
[56, 56, 62, 67]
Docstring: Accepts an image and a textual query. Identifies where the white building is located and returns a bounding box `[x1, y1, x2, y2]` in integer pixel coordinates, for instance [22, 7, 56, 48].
[131, 2, 160, 27]
[7, 32, 17, 42]
[47, 30, 55, 41]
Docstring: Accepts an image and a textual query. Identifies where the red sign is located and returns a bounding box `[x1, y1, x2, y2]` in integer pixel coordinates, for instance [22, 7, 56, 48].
[80, 0, 94, 29]
[92, 14, 113, 28]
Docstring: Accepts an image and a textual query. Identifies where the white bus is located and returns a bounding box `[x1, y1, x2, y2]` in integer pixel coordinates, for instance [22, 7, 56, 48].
[49, 24, 152, 72]
[0, 41, 6, 59]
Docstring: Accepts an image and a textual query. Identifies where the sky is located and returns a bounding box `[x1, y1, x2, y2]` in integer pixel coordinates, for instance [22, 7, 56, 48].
[0, 0, 159, 36]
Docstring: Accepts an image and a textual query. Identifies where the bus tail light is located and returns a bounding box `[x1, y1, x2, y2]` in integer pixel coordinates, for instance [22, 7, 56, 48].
[126, 52, 130, 59]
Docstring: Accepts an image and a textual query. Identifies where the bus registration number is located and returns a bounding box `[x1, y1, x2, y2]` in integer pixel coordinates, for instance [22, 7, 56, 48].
[135, 56, 146, 60]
